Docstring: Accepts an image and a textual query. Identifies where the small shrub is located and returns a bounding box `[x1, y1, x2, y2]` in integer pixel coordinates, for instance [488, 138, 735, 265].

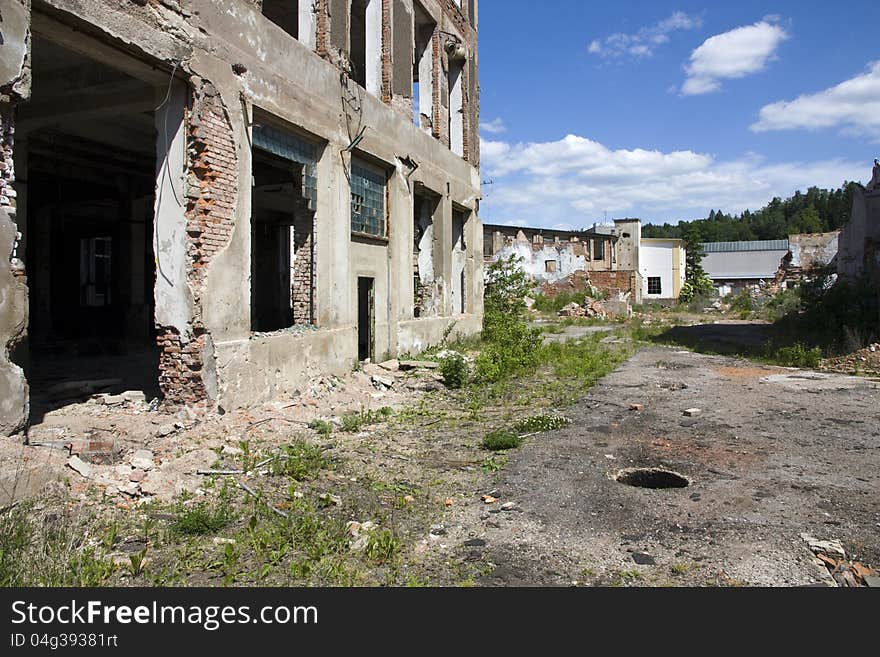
[481, 429, 523, 451]
[440, 353, 469, 389]
[774, 343, 822, 368]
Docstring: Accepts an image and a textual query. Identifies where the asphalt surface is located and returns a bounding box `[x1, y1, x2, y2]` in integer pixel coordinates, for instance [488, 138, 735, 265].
[462, 346, 880, 586]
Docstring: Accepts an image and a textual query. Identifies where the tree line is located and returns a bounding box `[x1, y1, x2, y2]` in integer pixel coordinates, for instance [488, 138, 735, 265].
[641, 182, 861, 242]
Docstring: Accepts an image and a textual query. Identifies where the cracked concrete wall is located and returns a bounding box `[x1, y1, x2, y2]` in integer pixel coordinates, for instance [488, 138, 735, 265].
[0, 0, 31, 435]
[839, 186, 880, 282]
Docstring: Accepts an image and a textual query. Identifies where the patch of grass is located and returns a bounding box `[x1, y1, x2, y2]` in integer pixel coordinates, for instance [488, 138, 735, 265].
[671, 563, 689, 575]
[0, 502, 116, 586]
[482, 429, 523, 451]
[270, 441, 329, 481]
[341, 407, 392, 433]
[513, 414, 569, 434]
[171, 489, 235, 536]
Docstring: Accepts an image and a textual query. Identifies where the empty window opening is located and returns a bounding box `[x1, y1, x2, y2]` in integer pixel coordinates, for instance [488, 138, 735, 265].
[545, 260, 557, 274]
[15, 36, 163, 421]
[350, 157, 387, 238]
[262, 0, 299, 39]
[350, 0, 382, 94]
[593, 239, 605, 260]
[413, 190, 437, 318]
[648, 277, 662, 296]
[452, 209, 467, 314]
[357, 277, 375, 361]
[413, 3, 435, 129]
[250, 123, 319, 332]
[448, 56, 464, 156]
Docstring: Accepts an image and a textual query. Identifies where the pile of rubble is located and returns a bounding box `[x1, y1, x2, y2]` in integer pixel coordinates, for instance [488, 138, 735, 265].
[3, 359, 445, 507]
[558, 299, 608, 319]
[821, 343, 880, 376]
[801, 533, 879, 587]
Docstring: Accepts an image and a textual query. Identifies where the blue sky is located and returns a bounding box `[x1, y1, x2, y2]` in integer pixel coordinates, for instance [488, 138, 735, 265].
[477, 1, 880, 229]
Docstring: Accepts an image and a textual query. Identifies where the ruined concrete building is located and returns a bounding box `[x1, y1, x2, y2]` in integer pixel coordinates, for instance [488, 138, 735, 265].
[0, 0, 483, 435]
[483, 220, 644, 303]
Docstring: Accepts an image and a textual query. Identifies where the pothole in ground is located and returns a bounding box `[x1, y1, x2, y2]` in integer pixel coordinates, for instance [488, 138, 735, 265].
[614, 468, 690, 489]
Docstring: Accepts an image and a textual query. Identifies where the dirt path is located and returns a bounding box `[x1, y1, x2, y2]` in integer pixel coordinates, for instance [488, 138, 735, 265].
[432, 346, 880, 587]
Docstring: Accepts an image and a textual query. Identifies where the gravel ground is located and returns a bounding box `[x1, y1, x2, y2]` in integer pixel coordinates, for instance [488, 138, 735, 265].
[429, 346, 880, 587]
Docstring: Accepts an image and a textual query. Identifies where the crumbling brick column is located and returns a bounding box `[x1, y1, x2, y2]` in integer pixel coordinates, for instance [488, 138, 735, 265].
[157, 79, 236, 406]
[291, 212, 316, 325]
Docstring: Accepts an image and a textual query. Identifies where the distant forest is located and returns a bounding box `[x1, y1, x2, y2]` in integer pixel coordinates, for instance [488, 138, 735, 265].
[641, 182, 861, 242]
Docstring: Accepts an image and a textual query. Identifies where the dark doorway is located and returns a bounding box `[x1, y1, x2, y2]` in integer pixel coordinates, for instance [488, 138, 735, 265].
[357, 277, 374, 362]
[15, 36, 162, 421]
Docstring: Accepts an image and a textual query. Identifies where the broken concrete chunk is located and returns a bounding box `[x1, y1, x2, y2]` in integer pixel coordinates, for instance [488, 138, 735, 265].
[130, 449, 155, 471]
[800, 533, 846, 559]
[683, 408, 702, 417]
[121, 390, 147, 404]
[629, 404, 645, 412]
[371, 374, 394, 389]
[66, 455, 92, 479]
[156, 423, 176, 437]
[378, 359, 400, 372]
[129, 469, 146, 483]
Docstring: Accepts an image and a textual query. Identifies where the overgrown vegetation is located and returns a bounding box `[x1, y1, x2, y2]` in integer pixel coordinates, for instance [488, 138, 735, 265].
[773, 343, 823, 368]
[475, 256, 542, 383]
[533, 291, 586, 313]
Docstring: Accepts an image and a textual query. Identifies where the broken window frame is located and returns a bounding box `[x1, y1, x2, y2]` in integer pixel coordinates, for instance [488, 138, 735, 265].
[350, 157, 388, 239]
[252, 123, 319, 210]
[648, 277, 662, 296]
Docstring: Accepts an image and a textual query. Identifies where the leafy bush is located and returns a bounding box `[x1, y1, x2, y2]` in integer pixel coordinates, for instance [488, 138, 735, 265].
[728, 290, 754, 314]
[439, 353, 469, 389]
[481, 429, 524, 451]
[773, 343, 822, 368]
[475, 256, 543, 384]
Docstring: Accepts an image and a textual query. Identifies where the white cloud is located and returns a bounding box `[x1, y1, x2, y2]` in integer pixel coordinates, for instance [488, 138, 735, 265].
[682, 19, 788, 95]
[479, 134, 864, 227]
[752, 61, 880, 137]
[588, 11, 702, 60]
[480, 117, 507, 134]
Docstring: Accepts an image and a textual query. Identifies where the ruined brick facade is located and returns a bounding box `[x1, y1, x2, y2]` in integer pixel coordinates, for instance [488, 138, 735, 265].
[0, 0, 483, 432]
